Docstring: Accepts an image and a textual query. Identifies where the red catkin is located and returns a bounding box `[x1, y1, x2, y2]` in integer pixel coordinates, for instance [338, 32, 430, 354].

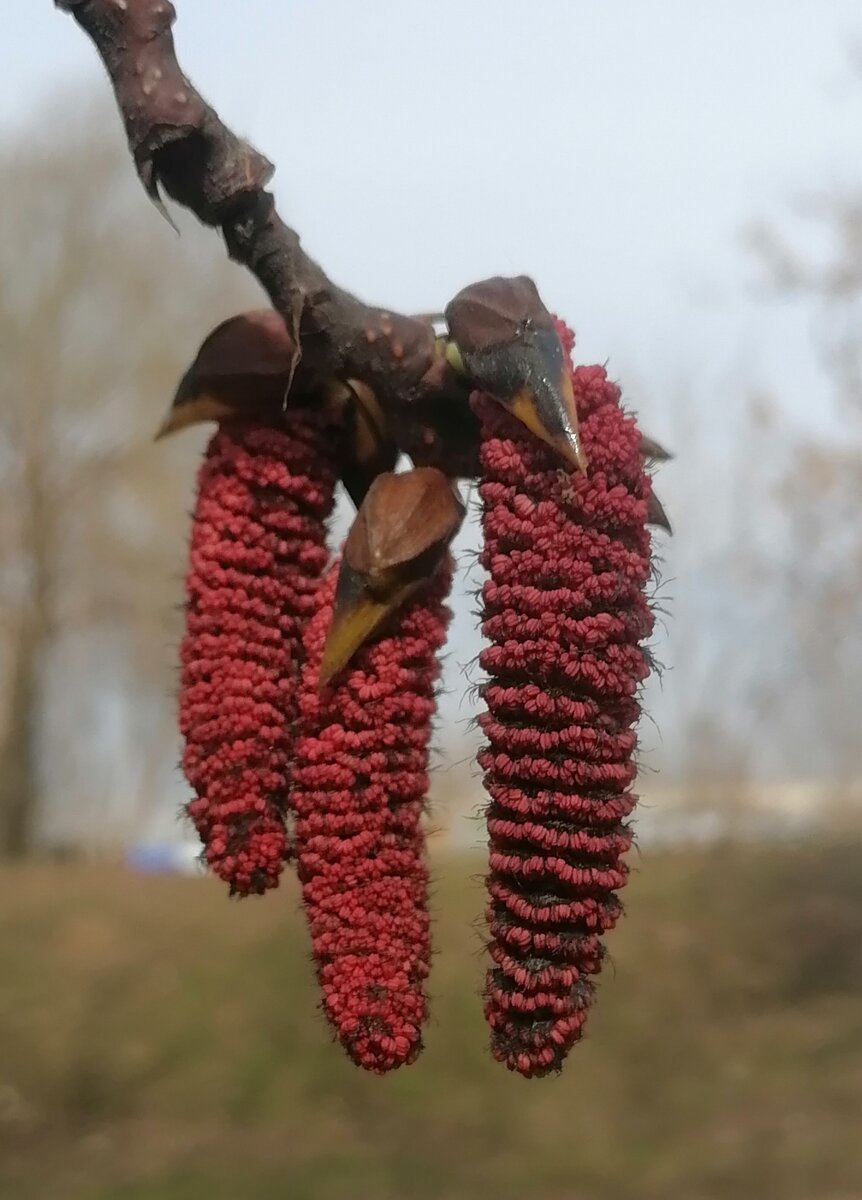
[290, 557, 453, 1073]
[475, 320, 655, 1076]
[180, 417, 336, 897]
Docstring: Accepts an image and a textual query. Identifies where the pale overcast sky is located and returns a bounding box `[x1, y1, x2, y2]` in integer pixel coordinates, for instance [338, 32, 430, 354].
[4, 4, 861, 808]
[7, 2, 861, 407]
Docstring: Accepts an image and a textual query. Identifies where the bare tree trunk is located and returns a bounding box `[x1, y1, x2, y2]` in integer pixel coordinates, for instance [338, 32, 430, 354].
[0, 618, 42, 857]
[0, 414, 52, 858]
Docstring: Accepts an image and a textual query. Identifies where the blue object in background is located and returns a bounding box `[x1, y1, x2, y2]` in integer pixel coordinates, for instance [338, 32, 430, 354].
[126, 842, 203, 876]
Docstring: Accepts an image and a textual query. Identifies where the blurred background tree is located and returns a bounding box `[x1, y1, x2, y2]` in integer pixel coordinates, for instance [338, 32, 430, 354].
[3, 58, 862, 860]
[2, 11, 862, 1197]
[742, 141, 862, 789]
[0, 97, 254, 856]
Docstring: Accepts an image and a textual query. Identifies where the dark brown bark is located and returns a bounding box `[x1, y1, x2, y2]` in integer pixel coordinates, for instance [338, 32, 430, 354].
[0, 619, 43, 857]
[0, 467, 51, 857]
[0, 389, 56, 857]
[55, 0, 477, 475]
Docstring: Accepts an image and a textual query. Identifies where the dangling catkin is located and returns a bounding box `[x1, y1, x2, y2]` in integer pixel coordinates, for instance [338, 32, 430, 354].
[180, 417, 336, 896]
[290, 557, 453, 1072]
[476, 320, 655, 1076]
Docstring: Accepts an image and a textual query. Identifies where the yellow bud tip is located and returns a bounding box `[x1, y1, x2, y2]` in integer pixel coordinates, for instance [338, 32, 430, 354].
[153, 395, 235, 442]
[509, 372, 589, 475]
[445, 341, 466, 376]
[318, 583, 418, 688]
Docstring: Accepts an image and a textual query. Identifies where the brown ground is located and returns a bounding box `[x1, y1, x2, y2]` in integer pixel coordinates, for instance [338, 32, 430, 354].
[1, 838, 861, 1199]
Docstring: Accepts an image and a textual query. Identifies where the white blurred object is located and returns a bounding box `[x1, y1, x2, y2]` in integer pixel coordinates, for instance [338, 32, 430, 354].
[126, 840, 204, 876]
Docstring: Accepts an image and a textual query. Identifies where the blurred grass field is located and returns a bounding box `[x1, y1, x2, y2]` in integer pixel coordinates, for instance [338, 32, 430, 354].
[2, 838, 862, 1200]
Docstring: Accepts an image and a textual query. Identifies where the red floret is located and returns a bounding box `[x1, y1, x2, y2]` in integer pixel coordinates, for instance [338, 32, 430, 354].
[290, 558, 452, 1072]
[179, 417, 336, 897]
[475, 321, 655, 1076]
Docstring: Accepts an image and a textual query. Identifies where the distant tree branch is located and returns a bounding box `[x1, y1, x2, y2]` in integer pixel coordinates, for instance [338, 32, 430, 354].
[55, 0, 476, 472]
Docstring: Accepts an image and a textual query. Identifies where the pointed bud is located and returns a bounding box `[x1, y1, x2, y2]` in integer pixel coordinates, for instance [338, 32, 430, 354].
[320, 468, 464, 684]
[445, 276, 588, 472]
[329, 379, 399, 508]
[156, 309, 298, 439]
[647, 490, 672, 533]
[640, 433, 673, 463]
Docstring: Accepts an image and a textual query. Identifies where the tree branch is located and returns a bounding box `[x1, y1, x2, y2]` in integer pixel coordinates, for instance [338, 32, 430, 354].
[55, 0, 477, 472]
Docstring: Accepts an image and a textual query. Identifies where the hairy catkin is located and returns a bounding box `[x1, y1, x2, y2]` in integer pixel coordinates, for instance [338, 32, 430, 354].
[476, 321, 655, 1076]
[290, 557, 453, 1072]
[180, 417, 336, 897]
